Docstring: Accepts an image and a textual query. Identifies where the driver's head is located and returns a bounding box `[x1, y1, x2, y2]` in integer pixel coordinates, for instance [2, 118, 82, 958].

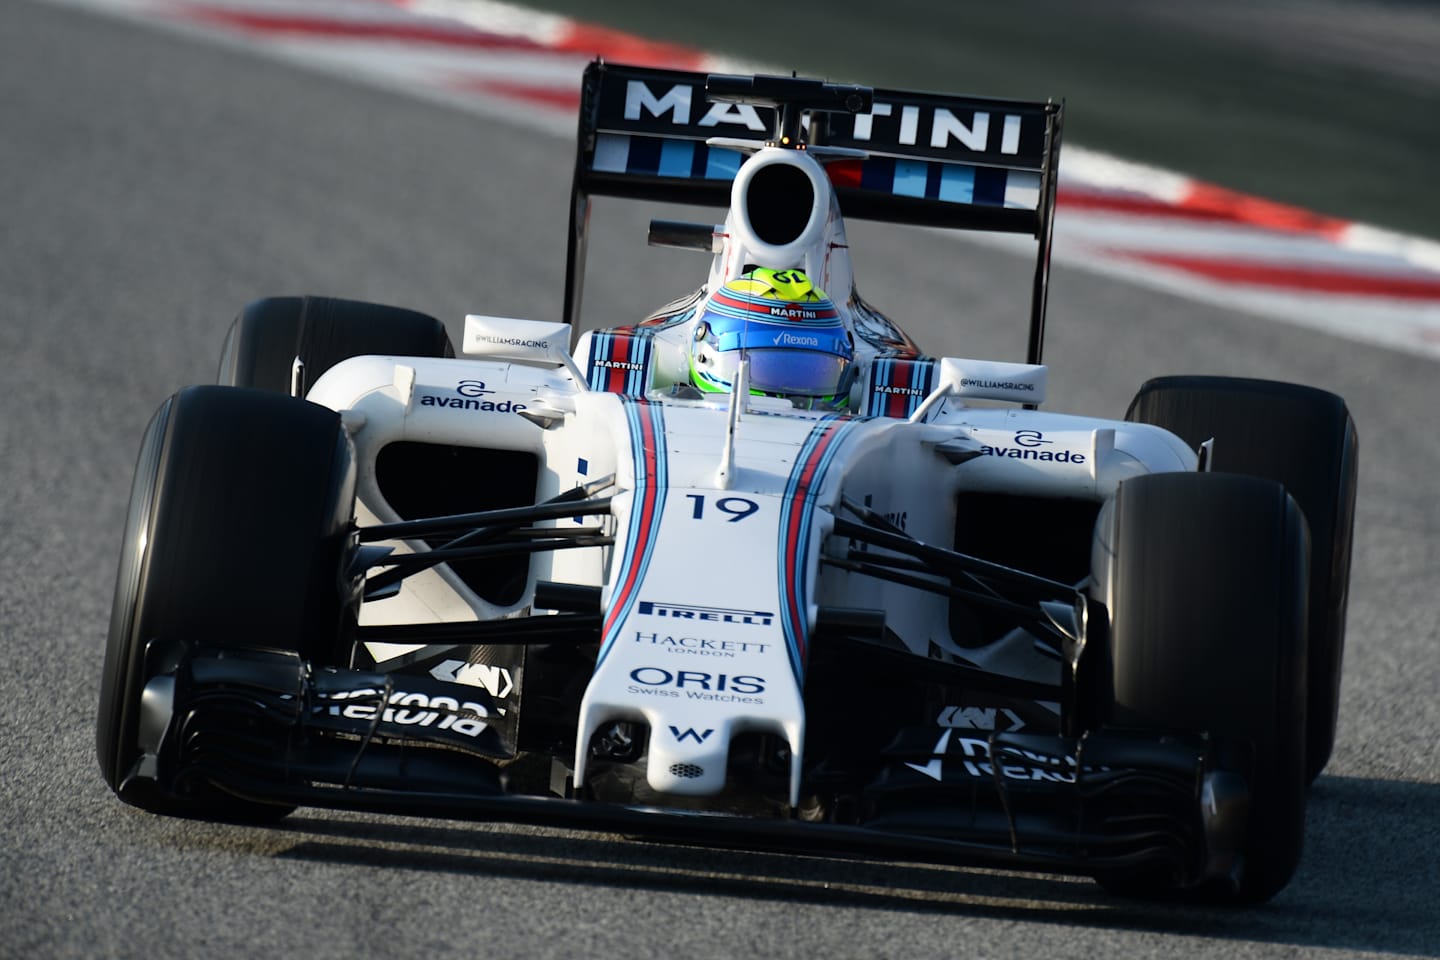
[689, 268, 854, 410]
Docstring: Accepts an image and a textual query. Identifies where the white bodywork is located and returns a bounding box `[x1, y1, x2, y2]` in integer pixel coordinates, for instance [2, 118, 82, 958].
[304, 141, 1198, 805]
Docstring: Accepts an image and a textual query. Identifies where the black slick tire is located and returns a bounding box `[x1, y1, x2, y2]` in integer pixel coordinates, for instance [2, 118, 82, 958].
[1096, 471, 1309, 904]
[97, 386, 358, 818]
[217, 295, 454, 392]
[1127, 376, 1356, 782]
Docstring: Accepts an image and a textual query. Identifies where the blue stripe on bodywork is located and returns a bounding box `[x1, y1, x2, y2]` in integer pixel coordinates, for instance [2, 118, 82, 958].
[658, 139, 694, 178]
[703, 146, 743, 180]
[974, 166, 1008, 206]
[626, 137, 662, 175]
[595, 400, 667, 668]
[865, 358, 892, 417]
[586, 332, 611, 391]
[892, 159, 928, 199]
[775, 417, 858, 682]
[938, 164, 976, 204]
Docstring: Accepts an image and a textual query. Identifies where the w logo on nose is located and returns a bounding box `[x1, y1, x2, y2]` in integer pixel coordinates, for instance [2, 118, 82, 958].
[669, 726, 714, 744]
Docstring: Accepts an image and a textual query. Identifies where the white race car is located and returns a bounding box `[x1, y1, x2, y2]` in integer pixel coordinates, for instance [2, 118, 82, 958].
[98, 62, 1357, 904]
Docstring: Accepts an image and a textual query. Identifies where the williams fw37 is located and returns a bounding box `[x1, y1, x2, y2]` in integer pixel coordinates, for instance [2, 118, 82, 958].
[98, 61, 1358, 904]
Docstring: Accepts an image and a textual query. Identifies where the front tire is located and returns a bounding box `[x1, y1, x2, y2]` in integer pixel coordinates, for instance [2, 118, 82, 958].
[97, 386, 358, 817]
[1127, 376, 1356, 782]
[1094, 472, 1309, 904]
[217, 295, 454, 393]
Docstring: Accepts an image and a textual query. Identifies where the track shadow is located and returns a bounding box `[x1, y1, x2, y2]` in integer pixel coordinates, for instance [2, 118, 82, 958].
[259, 773, 1439, 955]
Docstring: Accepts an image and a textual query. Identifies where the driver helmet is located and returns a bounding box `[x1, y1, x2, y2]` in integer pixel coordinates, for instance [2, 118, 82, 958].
[689, 268, 854, 410]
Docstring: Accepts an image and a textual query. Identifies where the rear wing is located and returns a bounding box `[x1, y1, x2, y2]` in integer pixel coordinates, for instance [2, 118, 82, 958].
[564, 60, 1064, 365]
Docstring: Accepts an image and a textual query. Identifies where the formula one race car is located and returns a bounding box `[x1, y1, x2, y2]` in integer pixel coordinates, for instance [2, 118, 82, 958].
[98, 61, 1358, 904]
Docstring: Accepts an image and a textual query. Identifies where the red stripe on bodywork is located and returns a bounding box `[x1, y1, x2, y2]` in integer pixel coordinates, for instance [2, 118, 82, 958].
[826, 161, 864, 189]
[885, 362, 916, 418]
[605, 335, 633, 394]
[781, 423, 842, 665]
[602, 404, 661, 639]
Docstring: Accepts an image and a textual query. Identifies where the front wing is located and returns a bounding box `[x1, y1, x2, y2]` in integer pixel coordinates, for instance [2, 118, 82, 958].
[131, 644, 1247, 889]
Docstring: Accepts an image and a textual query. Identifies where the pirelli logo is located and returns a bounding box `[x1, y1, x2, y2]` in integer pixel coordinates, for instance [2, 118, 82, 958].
[637, 601, 775, 627]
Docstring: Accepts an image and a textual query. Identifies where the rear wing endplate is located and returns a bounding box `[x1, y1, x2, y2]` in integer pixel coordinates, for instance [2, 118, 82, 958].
[564, 60, 1064, 365]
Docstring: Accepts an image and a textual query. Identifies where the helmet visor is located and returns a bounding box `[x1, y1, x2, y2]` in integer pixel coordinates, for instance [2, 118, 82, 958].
[745, 348, 852, 398]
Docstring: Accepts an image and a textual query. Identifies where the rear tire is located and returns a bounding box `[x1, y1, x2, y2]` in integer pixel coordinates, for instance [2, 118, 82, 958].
[1127, 376, 1356, 782]
[1095, 472, 1309, 904]
[217, 295, 454, 393]
[97, 386, 358, 818]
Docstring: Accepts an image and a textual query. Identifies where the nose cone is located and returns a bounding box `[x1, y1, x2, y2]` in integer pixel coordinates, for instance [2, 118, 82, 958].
[645, 720, 731, 795]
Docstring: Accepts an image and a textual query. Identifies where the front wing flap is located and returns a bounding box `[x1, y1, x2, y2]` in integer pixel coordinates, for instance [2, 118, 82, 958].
[127, 645, 1248, 890]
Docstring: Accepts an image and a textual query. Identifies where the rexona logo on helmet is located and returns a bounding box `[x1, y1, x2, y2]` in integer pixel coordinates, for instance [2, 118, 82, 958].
[690, 268, 855, 410]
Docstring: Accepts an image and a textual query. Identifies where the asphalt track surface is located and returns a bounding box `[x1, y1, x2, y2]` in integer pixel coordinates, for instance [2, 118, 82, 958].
[3, 2, 1439, 958]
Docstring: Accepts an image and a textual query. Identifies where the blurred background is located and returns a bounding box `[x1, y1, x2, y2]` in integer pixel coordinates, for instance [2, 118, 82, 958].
[517, 0, 1440, 237]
